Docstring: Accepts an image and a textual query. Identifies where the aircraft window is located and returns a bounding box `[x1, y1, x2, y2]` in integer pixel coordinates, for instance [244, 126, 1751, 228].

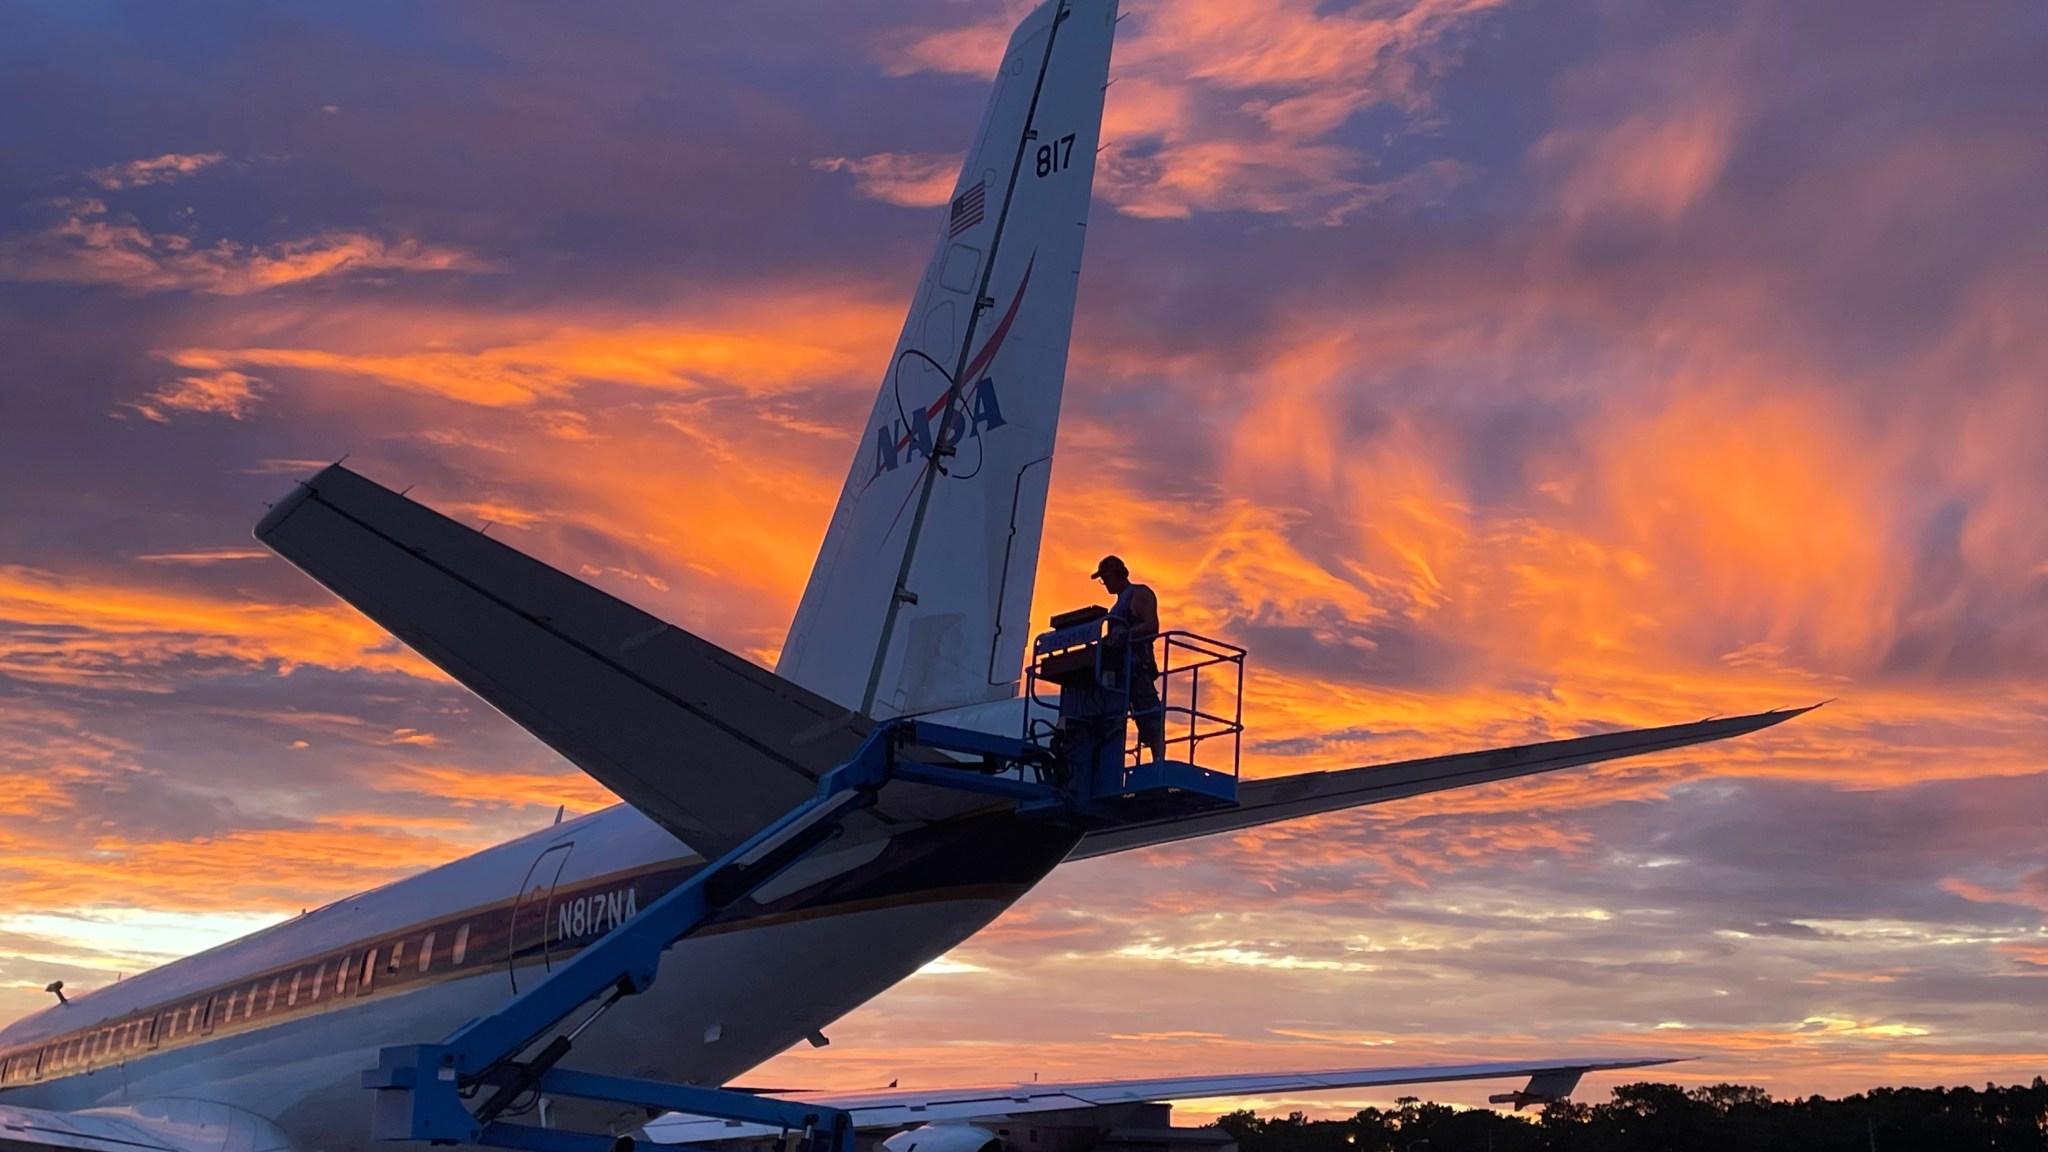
[311, 961, 327, 1002]
[267, 977, 281, 1012]
[186, 1003, 201, 1030]
[223, 990, 238, 1024]
[288, 971, 302, 1007]
[142, 1017, 155, 1046]
[453, 923, 470, 965]
[336, 954, 351, 996]
[359, 949, 378, 995]
[387, 940, 404, 974]
[419, 930, 436, 972]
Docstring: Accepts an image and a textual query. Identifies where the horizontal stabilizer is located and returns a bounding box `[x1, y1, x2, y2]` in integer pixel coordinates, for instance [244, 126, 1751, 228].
[255, 465, 980, 856]
[642, 1056, 1681, 1141]
[1070, 706, 1815, 859]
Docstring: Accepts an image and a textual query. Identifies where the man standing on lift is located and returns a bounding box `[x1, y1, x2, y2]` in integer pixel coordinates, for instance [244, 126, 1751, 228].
[1092, 555, 1167, 763]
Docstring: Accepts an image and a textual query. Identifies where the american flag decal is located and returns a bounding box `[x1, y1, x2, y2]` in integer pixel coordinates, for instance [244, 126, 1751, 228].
[948, 181, 986, 237]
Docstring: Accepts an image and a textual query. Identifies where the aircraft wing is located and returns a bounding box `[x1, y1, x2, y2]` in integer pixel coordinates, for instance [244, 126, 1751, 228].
[0, 1099, 289, 1152]
[254, 464, 987, 858]
[640, 1056, 1680, 1142]
[1069, 706, 1814, 860]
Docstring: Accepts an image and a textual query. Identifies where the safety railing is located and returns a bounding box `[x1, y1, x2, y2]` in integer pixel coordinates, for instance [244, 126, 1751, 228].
[1024, 617, 1245, 781]
[1138, 630, 1247, 777]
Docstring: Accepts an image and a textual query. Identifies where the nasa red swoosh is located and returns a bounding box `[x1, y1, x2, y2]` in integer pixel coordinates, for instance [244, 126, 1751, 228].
[889, 254, 1036, 462]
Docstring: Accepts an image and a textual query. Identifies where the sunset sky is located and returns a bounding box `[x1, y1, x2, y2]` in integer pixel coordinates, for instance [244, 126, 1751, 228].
[2, 0, 2045, 1117]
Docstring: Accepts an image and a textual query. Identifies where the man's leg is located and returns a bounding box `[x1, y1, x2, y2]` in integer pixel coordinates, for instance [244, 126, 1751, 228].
[1129, 665, 1166, 762]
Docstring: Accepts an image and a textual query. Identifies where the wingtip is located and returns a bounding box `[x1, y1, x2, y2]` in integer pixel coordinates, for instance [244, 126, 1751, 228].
[1738, 699, 1830, 730]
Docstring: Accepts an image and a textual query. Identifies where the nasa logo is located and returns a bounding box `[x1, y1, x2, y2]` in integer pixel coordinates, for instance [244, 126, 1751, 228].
[865, 254, 1037, 486]
[870, 377, 1008, 477]
[557, 885, 638, 942]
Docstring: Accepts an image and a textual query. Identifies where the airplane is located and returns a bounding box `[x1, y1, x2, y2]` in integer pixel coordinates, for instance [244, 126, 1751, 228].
[0, 3, 1809, 1152]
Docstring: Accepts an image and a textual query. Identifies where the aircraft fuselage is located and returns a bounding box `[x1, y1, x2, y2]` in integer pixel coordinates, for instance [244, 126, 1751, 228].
[0, 802, 1081, 1151]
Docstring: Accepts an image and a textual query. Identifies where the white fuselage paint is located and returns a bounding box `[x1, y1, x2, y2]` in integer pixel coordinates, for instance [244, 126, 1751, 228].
[0, 802, 1039, 1152]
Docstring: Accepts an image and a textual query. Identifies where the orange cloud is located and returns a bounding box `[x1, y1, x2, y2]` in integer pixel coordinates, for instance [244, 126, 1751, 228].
[0, 563, 437, 688]
[87, 152, 224, 191]
[130, 369, 265, 421]
[0, 198, 488, 295]
[1542, 104, 1742, 227]
[813, 153, 962, 207]
[164, 288, 898, 407]
[883, 0, 1501, 223]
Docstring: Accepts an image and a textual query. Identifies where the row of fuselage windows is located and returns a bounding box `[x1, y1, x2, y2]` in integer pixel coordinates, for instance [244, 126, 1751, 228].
[0, 922, 479, 1087]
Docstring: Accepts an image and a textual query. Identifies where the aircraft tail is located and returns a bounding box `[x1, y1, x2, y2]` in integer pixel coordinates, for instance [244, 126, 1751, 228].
[776, 0, 1120, 719]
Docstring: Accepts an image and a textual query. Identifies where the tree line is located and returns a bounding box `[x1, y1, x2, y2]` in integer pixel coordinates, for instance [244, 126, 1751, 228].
[1212, 1079, 2048, 1151]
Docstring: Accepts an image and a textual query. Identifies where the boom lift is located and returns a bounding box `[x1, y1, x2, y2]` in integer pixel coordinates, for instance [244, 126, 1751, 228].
[365, 619, 1247, 1152]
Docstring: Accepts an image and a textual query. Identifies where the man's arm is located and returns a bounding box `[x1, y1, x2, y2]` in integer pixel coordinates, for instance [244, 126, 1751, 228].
[1128, 585, 1160, 640]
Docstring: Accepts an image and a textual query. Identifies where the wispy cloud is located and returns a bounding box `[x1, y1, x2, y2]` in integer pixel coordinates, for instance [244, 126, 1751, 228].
[813, 152, 961, 207]
[887, 0, 1502, 223]
[129, 369, 265, 421]
[0, 198, 490, 295]
[87, 152, 224, 191]
[0, 563, 436, 688]
[160, 289, 896, 407]
[135, 548, 273, 564]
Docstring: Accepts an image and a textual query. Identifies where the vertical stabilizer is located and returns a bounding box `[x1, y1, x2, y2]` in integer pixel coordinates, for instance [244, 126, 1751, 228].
[778, 0, 1119, 718]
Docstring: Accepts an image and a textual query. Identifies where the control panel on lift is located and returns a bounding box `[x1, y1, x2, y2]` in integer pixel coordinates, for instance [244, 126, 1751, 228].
[1025, 604, 1246, 821]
